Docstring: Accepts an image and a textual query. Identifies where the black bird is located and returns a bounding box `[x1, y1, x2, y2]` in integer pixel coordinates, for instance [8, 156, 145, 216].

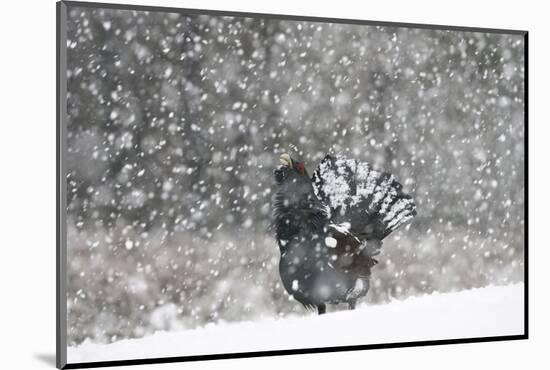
[273, 153, 416, 314]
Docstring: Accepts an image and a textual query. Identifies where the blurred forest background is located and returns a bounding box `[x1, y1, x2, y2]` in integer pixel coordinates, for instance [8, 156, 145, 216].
[65, 6, 525, 345]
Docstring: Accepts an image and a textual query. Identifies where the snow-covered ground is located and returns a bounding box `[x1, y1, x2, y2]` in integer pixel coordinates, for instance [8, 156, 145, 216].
[68, 284, 524, 364]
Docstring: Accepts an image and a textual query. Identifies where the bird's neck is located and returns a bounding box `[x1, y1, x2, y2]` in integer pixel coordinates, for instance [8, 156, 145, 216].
[274, 207, 327, 250]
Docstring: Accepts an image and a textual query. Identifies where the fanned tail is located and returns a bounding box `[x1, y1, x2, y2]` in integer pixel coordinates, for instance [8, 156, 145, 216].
[312, 155, 417, 239]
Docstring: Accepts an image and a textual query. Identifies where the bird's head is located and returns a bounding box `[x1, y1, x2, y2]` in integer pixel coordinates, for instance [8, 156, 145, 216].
[272, 153, 327, 231]
[274, 153, 308, 185]
[273, 152, 317, 212]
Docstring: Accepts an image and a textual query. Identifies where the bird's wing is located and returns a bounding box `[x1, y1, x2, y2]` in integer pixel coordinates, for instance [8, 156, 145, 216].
[312, 154, 416, 240]
[324, 222, 378, 276]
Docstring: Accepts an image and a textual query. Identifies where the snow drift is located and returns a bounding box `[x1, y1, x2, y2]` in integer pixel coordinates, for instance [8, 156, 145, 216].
[68, 284, 524, 363]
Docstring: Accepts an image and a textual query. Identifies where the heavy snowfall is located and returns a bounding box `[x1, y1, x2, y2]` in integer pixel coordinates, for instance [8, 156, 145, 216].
[65, 6, 525, 348]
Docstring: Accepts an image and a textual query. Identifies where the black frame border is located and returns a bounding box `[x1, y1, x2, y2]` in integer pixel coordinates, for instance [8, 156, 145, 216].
[56, 1, 529, 369]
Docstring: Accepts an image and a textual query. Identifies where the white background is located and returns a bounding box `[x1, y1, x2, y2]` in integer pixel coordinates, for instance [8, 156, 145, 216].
[0, 0, 546, 369]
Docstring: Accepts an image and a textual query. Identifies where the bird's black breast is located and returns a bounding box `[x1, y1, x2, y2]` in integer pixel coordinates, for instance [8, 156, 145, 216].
[277, 228, 356, 306]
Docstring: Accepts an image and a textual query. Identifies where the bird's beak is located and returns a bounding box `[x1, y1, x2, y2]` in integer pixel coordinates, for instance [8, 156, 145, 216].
[279, 153, 292, 167]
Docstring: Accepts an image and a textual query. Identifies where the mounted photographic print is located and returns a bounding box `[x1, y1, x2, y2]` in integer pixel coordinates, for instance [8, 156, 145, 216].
[56, 1, 527, 368]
